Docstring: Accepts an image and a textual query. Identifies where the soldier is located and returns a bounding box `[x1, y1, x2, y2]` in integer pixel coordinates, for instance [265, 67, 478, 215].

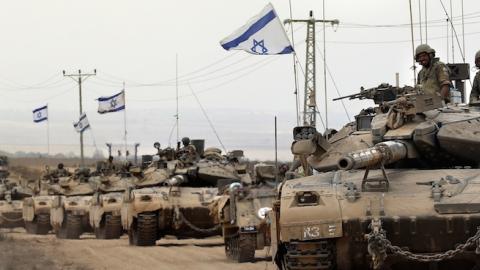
[53, 163, 71, 178]
[105, 156, 116, 172]
[470, 50, 480, 103]
[177, 137, 197, 164]
[415, 44, 451, 102]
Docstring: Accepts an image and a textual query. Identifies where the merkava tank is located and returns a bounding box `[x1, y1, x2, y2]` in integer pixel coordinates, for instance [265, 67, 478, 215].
[0, 156, 32, 228]
[122, 141, 250, 246]
[270, 84, 480, 270]
[49, 168, 95, 239]
[211, 163, 279, 262]
[89, 167, 140, 239]
[22, 166, 63, 235]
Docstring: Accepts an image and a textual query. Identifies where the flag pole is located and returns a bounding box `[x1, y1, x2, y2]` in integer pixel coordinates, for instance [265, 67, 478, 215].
[47, 104, 50, 156]
[123, 82, 128, 161]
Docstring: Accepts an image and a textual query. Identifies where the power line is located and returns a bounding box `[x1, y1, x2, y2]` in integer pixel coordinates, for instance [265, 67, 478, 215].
[314, 41, 351, 122]
[187, 83, 227, 153]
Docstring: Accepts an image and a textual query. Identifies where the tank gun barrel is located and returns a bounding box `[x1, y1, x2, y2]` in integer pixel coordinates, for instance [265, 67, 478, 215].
[337, 141, 407, 170]
[333, 83, 398, 104]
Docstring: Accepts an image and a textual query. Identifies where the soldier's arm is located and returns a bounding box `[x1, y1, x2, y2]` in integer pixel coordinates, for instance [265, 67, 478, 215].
[437, 64, 451, 100]
[470, 73, 480, 102]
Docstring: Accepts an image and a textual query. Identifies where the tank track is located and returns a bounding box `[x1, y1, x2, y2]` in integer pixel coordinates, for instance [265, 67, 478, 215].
[25, 214, 51, 235]
[225, 233, 256, 263]
[95, 214, 123, 239]
[282, 240, 336, 270]
[128, 212, 158, 246]
[56, 213, 83, 239]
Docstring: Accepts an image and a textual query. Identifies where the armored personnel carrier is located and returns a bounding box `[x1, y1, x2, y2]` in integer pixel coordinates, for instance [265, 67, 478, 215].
[122, 141, 249, 246]
[212, 163, 278, 262]
[89, 172, 138, 239]
[271, 85, 480, 270]
[50, 169, 95, 239]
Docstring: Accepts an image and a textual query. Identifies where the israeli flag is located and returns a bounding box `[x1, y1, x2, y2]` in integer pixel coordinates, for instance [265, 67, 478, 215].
[97, 91, 125, 114]
[32, 105, 48, 123]
[220, 3, 293, 55]
[73, 113, 90, 133]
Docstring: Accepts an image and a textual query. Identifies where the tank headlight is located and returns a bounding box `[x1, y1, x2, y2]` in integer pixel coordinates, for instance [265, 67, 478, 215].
[296, 191, 319, 206]
[107, 198, 117, 204]
[257, 207, 272, 219]
[39, 201, 47, 206]
[140, 195, 152, 202]
[69, 201, 78, 206]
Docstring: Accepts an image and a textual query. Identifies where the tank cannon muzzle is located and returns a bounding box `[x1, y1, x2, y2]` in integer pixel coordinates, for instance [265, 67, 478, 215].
[337, 141, 407, 170]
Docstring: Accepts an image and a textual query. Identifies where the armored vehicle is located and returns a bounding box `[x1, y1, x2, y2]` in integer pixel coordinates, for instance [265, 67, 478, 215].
[271, 85, 480, 270]
[50, 170, 95, 239]
[0, 161, 32, 228]
[1, 184, 33, 229]
[122, 142, 249, 246]
[89, 173, 138, 239]
[212, 163, 278, 262]
[23, 179, 55, 234]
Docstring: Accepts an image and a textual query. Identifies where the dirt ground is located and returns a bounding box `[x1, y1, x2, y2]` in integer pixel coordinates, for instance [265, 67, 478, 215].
[0, 229, 276, 270]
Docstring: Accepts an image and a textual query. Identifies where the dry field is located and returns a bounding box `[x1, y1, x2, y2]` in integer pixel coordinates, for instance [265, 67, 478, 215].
[0, 229, 276, 270]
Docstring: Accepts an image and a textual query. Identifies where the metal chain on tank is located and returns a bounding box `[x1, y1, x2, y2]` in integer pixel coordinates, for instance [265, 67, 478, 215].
[0, 214, 23, 222]
[177, 211, 221, 233]
[366, 220, 480, 268]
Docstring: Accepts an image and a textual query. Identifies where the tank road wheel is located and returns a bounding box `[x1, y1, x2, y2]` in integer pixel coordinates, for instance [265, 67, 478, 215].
[25, 214, 51, 235]
[56, 213, 83, 239]
[281, 240, 336, 270]
[95, 214, 123, 239]
[224, 235, 236, 260]
[128, 212, 158, 246]
[225, 233, 256, 263]
[237, 233, 256, 262]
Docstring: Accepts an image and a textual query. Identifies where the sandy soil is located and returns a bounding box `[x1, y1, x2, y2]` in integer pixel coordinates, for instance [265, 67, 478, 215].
[0, 229, 276, 270]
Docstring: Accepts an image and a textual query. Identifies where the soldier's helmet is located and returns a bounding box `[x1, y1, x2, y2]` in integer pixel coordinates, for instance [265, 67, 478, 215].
[57, 163, 64, 170]
[415, 44, 435, 60]
[181, 137, 190, 145]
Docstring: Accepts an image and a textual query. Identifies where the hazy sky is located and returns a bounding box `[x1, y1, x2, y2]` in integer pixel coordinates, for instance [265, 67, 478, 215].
[0, 0, 479, 160]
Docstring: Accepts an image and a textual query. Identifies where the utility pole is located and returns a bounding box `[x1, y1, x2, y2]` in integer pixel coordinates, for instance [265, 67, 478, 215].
[285, 11, 338, 128]
[63, 69, 96, 167]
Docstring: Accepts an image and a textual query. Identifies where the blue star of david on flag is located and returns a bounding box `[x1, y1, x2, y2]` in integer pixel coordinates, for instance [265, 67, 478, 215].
[220, 3, 294, 55]
[110, 99, 117, 109]
[97, 91, 125, 114]
[73, 113, 90, 133]
[32, 105, 48, 123]
[251, 39, 268, 54]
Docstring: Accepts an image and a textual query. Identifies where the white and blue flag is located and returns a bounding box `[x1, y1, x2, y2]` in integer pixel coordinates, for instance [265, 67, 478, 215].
[97, 91, 125, 114]
[32, 105, 48, 123]
[73, 113, 90, 133]
[220, 3, 293, 55]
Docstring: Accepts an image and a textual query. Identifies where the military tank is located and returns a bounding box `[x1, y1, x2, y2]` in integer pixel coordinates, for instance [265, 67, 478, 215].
[24, 165, 75, 235]
[50, 169, 95, 239]
[122, 141, 248, 246]
[270, 85, 480, 270]
[89, 172, 139, 239]
[0, 158, 32, 229]
[211, 163, 278, 262]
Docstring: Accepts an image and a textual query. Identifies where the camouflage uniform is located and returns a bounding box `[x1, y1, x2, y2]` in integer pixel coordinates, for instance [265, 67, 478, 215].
[178, 144, 197, 164]
[417, 58, 451, 97]
[470, 49, 480, 103]
[471, 71, 480, 102]
[53, 168, 71, 177]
